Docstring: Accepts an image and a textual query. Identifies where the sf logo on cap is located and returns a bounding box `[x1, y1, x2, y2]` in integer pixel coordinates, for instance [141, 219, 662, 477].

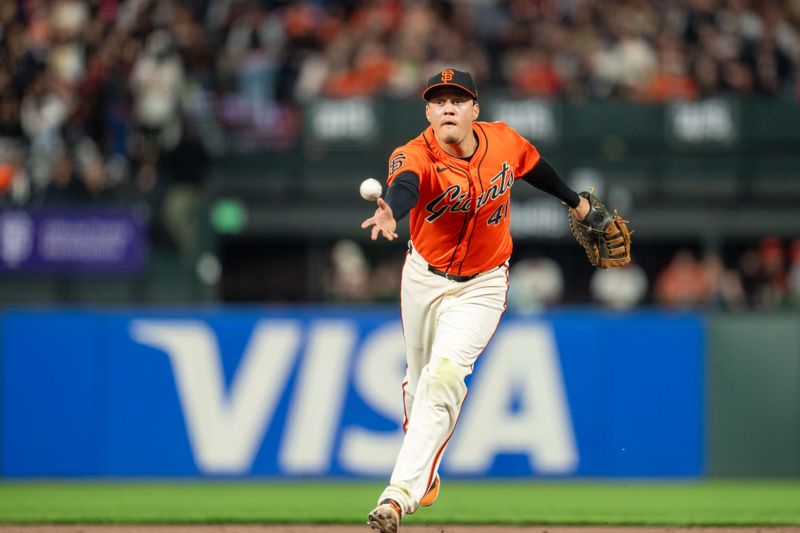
[441, 69, 454, 83]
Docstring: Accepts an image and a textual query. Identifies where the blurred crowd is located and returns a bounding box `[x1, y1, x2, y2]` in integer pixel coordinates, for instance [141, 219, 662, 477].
[284, 0, 800, 102]
[652, 237, 800, 311]
[0, 0, 217, 255]
[1, 0, 799, 206]
[327, 236, 800, 311]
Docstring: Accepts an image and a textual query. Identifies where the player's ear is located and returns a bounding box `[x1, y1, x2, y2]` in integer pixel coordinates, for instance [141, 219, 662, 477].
[472, 101, 479, 120]
[425, 103, 432, 123]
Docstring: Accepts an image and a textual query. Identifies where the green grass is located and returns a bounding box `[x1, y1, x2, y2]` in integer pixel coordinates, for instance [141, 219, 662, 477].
[0, 480, 799, 525]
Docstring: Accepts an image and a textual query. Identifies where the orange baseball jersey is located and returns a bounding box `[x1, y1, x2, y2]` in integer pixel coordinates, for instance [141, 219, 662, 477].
[386, 121, 541, 277]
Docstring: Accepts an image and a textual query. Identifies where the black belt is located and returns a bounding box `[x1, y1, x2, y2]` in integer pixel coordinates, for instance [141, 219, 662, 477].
[409, 242, 499, 282]
[427, 264, 480, 282]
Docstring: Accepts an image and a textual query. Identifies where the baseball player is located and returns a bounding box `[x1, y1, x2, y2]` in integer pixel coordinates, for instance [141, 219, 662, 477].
[361, 68, 591, 533]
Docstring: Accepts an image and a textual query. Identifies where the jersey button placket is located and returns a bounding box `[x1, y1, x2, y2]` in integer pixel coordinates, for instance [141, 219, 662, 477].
[453, 166, 479, 270]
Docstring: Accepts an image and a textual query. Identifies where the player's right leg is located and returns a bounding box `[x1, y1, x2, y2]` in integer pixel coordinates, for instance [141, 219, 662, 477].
[369, 245, 445, 524]
[378, 255, 508, 515]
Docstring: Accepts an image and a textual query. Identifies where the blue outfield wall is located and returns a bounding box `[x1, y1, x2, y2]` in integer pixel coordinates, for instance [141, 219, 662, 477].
[0, 308, 704, 478]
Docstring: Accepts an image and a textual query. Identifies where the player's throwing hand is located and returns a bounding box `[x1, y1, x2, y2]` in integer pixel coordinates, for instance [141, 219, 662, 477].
[361, 198, 398, 241]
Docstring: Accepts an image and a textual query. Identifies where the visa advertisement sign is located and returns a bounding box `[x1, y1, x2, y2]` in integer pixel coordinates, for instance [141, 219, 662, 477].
[1, 309, 704, 477]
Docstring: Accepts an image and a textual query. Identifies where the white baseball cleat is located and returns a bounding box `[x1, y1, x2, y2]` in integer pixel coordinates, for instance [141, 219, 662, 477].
[367, 498, 402, 533]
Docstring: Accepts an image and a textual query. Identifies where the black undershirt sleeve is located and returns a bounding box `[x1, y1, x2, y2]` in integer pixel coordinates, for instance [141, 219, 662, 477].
[384, 171, 420, 220]
[519, 157, 580, 208]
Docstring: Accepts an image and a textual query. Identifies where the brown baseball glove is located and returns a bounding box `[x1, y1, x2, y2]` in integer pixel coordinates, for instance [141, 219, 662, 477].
[568, 191, 632, 269]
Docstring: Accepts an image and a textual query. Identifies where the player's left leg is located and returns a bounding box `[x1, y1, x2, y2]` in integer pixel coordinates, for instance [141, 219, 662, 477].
[378, 265, 509, 514]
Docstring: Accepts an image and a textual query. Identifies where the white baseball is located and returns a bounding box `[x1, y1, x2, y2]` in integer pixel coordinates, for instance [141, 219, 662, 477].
[359, 178, 383, 201]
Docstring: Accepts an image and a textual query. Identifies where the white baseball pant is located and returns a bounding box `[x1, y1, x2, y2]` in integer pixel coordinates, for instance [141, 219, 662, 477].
[378, 242, 509, 514]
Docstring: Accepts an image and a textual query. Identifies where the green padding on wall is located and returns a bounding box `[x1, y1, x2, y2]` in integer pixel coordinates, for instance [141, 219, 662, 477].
[707, 313, 800, 476]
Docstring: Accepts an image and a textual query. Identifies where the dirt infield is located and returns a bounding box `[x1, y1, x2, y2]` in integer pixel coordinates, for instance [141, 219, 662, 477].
[1, 526, 800, 533]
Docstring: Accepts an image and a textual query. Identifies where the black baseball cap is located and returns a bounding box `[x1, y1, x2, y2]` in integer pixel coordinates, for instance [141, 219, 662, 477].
[422, 68, 478, 101]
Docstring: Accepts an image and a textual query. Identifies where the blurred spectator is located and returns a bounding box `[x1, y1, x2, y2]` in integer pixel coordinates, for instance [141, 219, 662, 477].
[637, 33, 698, 102]
[590, 262, 649, 309]
[39, 148, 88, 204]
[508, 48, 563, 98]
[738, 247, 765, 306]
[654, 248, 708, 308]
[738, 238, 791, 309]
[757, 237, 789, 308]
[219, 3, 284, 108]
[591, 29, 658, 99]
[328, 239, 370, 301]
[369, 258, 402, 303]
[692, 53, 722, 97]
[324, 38, 396, 98]
[73, 136, 116, 202]
[383, 3, 438, 97]
[507, 257, 564, 313]
[159, 126, 210, 258]
[20, 70, 74, 192]
[700, 252, 746, 310]
[789, 239, 800, 306]
[747, 33, 794, 96]
[0, 140, 29, 204]
[0, 91, 24, 138]
[130, 30, 185, 152]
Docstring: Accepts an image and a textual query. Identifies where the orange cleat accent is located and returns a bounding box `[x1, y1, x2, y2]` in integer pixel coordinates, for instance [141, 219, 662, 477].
[420, 474, 440, 507]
